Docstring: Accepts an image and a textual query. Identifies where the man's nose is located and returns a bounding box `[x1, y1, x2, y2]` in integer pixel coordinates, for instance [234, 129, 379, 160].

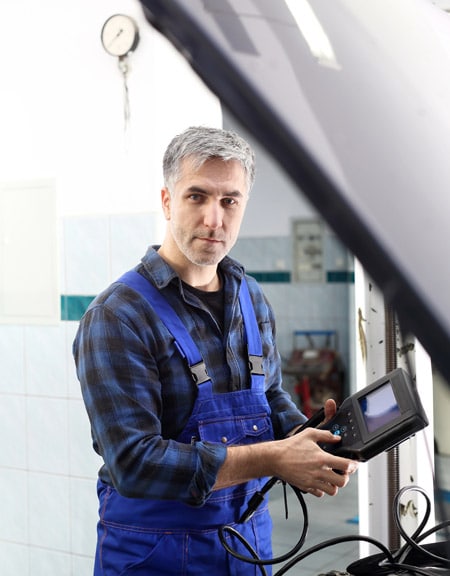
[203, 202, 223, 229]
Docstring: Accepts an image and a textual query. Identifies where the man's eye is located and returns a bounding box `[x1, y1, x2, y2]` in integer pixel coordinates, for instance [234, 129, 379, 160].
[222, 198, 237, 206]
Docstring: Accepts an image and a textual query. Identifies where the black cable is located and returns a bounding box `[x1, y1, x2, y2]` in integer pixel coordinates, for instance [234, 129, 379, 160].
[218, 483, 309, 567]
[218, 366, 449, 575]
[273, 535, 395, 576]
[416, 519, 450, 542]
[219, 482, 396, 574]
[219, 481, 450, 575]
[393, 485, 431, 563]
[393, 485, 450, 567]
[237, 476, 278, 524]
[219, 525, 268, 576]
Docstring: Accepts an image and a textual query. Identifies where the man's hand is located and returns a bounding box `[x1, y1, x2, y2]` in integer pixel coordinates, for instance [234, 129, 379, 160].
[282, 398, 357, 496]
[215, 398, 358, 496]
[322, 397, 338, 424]
[278, 427, 357, 497]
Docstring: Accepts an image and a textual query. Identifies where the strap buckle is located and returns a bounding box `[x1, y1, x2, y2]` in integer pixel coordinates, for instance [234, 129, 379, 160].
[248, 354, 264, 375]
[190, 361, 210, 385]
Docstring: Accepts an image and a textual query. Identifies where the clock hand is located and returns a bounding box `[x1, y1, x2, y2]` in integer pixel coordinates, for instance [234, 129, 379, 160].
[107, 28, 124, 49]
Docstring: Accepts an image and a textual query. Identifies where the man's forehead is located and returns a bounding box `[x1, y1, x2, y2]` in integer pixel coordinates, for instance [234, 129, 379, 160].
[178, 157, 249, 191]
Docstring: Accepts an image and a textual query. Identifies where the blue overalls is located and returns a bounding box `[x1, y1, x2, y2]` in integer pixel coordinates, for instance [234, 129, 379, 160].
[94, 271, 275, 575]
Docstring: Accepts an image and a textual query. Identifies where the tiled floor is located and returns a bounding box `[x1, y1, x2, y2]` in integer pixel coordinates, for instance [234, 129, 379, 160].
[269, 475, 359, 576]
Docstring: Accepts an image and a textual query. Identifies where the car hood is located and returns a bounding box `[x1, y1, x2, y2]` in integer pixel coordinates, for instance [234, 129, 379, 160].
[139, 0, 450, 384]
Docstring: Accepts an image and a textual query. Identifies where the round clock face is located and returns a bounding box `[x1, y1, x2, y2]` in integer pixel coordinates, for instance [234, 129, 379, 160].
[101, 14, 139, 57]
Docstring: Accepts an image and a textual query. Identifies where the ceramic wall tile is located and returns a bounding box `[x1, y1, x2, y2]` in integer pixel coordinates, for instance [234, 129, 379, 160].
[0, 542, 29, 576]
[25, 324, 67, 397]
[63, 216, 110, 295]
[110, 212, 157, 279]
[0, 469, 28, 542]
[27, 397, 69, 475]
[71, 554, 95, 576]
[68, 398, 102, 478]
[0, 395, 27, 469]
[28, 472, 70, 551]
[66, 321, 82, 399]
[0, 326, 25, 394]
[70, 477, 98, 557]
[29, 547, 71, 576]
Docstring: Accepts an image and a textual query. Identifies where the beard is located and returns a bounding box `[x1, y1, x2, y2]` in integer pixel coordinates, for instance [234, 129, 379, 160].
[171, 224, 230, 267]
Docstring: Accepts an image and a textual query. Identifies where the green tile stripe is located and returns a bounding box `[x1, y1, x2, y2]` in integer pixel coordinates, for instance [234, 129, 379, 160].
[248, 270, 354, 283]
[60, 269, 353, 321]
[61, 295, 95, 321]
[247, 271, 291, 283]
[327, 270, 354, 283]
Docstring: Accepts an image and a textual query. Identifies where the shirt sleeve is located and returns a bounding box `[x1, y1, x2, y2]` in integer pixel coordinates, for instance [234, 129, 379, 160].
[73, 300, 227, 506]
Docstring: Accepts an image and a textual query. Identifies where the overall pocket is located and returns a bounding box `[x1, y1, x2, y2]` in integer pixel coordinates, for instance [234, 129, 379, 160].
[97, 523, 182, 576]
[197, 412, 272, 446]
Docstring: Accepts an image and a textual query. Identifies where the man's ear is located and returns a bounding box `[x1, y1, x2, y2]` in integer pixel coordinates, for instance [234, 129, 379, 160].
[161, 187, 171, 220]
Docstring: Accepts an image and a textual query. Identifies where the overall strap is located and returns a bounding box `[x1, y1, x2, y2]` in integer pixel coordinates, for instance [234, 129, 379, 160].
[117, 270, 210, 385]
[117, 270, 265, 383]
[238, 277, 264, 377]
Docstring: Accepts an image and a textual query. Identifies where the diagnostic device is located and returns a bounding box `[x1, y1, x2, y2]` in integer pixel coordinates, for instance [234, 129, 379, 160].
[317, 367, 428, 461]
[238, 368, 428, 524]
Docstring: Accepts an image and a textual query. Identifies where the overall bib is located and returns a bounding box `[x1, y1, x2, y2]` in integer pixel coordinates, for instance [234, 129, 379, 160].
[94, 271, 275, 576]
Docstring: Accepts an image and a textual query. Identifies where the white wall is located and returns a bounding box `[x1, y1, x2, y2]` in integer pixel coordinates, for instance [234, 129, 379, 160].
[0, 0, 222, 212]
[0, 1, 330, 574]
[0, 1, 222, 574]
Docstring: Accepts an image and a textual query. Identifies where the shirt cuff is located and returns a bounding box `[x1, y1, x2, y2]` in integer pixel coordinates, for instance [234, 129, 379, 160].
[186, 441, 228, 507]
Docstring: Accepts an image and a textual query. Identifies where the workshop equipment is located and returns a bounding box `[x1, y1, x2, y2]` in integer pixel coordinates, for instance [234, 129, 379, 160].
[283, 330, 344, 418]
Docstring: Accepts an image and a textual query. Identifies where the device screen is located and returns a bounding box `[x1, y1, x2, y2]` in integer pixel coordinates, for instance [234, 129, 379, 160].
[359, 381, 401, 434]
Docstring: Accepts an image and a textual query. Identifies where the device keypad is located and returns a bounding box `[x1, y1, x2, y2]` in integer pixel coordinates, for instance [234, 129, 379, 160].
[321, 410, 361, 454]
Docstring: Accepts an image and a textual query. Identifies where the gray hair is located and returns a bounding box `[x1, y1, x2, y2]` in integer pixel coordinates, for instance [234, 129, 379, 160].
[163, 126, 256, 193]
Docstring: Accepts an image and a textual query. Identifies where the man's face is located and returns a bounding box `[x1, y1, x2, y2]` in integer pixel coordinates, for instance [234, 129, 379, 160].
[161, 157, 249, 268]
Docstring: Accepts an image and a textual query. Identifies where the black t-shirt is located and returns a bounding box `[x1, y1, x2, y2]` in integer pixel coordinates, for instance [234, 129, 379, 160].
[182, 281, 225, 333]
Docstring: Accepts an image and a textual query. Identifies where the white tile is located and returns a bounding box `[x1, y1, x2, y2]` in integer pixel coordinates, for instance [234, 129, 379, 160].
[70, 477, 98, 557]
[63, 216, 110, 295]
[71, 554, 95, 576]
[27, 397, 69, 475]
[29, 547, 71, 576]
[0, 469, 28, 542]
[28, 472, 70, 551]
[0, 395, 27, 469]
[25, 324, 67, 397]
[0, 542, 29, 576]
[110, 212, 156, 279]
[66, 322, 83, 399]
[68, 399, 102, 478]
[0, 326, 25, 394]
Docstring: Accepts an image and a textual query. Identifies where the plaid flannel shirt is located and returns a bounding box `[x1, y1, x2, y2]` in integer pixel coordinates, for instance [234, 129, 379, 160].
[73, 247, 305, 506]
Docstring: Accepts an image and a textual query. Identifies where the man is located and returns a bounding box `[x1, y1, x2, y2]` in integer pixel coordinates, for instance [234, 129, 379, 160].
[73, 126, 357, 575]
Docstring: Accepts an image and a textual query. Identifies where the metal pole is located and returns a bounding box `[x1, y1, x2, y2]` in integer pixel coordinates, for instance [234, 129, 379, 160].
[385, 302, 400, 550]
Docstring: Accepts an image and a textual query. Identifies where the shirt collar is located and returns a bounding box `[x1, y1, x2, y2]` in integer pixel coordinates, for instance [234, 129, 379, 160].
[139, 245, 245, 290]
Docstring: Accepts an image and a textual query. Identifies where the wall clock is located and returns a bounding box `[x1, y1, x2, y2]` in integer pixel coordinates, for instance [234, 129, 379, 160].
[101, 14, 140, 57]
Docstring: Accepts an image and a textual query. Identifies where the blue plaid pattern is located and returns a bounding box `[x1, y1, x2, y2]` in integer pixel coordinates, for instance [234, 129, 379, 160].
[73, 247, 305, 505]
